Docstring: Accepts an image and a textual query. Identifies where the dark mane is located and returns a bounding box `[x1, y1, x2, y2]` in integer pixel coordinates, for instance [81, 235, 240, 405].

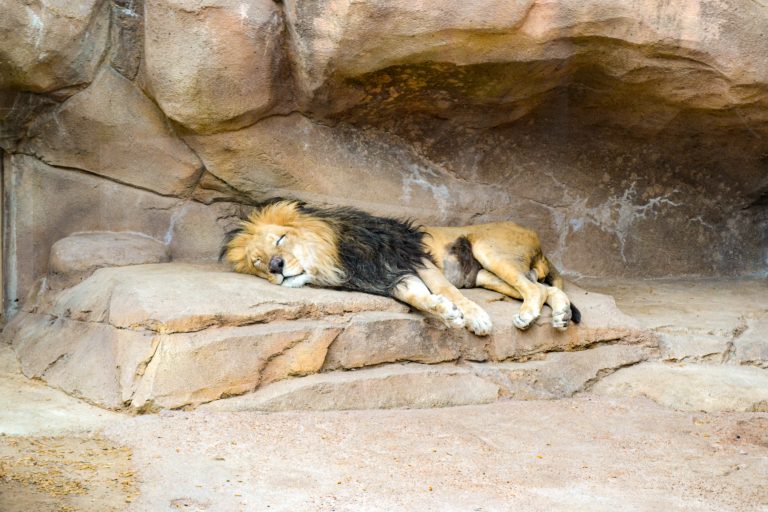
[299, 203, 432, 295]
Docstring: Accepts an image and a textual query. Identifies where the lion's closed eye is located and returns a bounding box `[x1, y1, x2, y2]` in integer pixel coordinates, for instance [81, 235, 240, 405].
[276, 235, 286, 247]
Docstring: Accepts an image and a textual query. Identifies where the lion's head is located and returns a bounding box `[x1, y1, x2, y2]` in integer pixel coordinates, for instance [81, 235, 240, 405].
[223, 201, 344, 288]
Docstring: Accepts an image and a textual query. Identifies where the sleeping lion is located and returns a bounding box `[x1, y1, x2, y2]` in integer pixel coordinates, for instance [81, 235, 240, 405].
[223, 199, 580, 337]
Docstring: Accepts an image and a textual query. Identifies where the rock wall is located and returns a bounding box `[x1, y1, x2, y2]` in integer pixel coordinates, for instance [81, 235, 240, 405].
[2, 0, 768, 310]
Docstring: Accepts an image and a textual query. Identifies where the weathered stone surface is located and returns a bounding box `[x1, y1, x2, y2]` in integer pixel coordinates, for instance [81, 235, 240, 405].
[6, 262, 653, 410]
[202, 364, 501, 412]
[585, 278, 768, 365]
[45, 263, 407, 333]
[285, 0, 768, 128]
[0, 90, 56, 151]
[733, 316, 768, 368]
[142, 0, 290, 133]
[321, 312, 465, 371]
[49, 232, 169, 277]
[592, 362, 768, 412]
[166, 201, 240, 262]
[4, 155, 180, 309]
[0, 0, 110, 93]
[185, 113, 509, 224]
[22, 67, 203, 196]
[468, 344, 655, 400]
[131, 322, 342, 410]
[5, 312, 156, 409]
[109, 0, 144, 80]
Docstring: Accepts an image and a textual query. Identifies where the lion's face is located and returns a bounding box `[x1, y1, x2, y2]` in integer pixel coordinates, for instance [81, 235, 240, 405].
[225, 201, 345, 288]
[228, 225, 311, 287]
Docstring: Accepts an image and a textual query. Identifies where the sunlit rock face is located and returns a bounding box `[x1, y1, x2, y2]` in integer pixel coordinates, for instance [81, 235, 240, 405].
[1, 0, 767, 305]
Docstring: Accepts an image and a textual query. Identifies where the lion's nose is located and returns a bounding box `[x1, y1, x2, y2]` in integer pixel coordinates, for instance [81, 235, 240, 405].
[268, 255, 284, 274]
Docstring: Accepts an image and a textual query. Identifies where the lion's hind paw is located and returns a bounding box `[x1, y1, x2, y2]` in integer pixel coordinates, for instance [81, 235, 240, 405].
[551, 306, 573, 332]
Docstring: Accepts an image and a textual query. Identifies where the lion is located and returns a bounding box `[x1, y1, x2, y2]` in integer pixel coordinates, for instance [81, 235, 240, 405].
[222, 199, 580, 337]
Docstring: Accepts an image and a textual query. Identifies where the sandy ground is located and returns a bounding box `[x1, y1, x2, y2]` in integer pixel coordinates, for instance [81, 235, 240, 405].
[1, 279, 767, 511]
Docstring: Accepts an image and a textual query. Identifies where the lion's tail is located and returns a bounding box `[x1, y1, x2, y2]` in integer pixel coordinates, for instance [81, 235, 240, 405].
[539, 256, 581, 325]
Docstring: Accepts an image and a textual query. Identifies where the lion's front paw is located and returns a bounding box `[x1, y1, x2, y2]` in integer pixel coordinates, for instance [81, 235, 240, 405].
[512, 310, 538, 330]
[427, 294, 464, 329]
[459, 301, 492, 336]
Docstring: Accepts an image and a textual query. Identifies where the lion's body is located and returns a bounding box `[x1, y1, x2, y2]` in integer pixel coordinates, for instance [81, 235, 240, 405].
[224, 200, 579, 336]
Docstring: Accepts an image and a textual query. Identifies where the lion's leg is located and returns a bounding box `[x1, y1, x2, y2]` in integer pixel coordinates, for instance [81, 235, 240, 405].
[478, 269, 574, 331]
[391, 275, 464, 330]
[471, 247, 547, 330]
[476, 269, 523, 300]
[416, 263, 493, 336]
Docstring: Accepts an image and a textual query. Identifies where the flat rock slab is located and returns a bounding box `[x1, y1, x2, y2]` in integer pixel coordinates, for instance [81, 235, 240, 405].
[6, 263, 655, 411]
[592, 362, 768, 412]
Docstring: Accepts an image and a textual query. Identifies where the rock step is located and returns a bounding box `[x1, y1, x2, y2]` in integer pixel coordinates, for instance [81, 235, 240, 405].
[5, 263, 656, 411]
[203, 344, 654, 413]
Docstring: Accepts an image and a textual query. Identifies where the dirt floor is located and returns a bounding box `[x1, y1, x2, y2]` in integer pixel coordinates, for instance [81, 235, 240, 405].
[1, 279, 767, 511]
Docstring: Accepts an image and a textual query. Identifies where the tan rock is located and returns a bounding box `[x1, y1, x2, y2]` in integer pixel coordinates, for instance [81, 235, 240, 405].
[285, 0, 768, 127]
[0, 0, 110, 93]
[6, 312, 156, 409]
[49, 232, 169, 277]
[47, 263, 407, 333]
[142, 0, 290, 133]
[166, 201, 239, 262]
[592, 362, 768, 412]
[202, 364, 501, 412]
[131, 322, 342, 410]
[474, 285, 655, 361]
[185, 113, 509, 224]
[733, 316, 768, 368]
[6, 262, 656, 411]
[21, 67, 203, 196]
[468, 344, 655, 400]
[321, 311, 465, 371]
[5, 155, 180, 307]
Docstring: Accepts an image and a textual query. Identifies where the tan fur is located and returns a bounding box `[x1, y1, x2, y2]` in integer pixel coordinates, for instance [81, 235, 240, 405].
[225, 202, 576, 334]
[225, 202, 344, 287]
[423, 222, 574, 330]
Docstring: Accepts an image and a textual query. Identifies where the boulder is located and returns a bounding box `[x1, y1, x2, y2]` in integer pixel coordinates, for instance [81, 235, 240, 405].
[0, 0, 110, 93]
[22, 67, 203, 196]
[48, 232, 169, 287]
[142, 0, 291, 133]
[4, 262, 654, 411]
[592, 362, 768, 412]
